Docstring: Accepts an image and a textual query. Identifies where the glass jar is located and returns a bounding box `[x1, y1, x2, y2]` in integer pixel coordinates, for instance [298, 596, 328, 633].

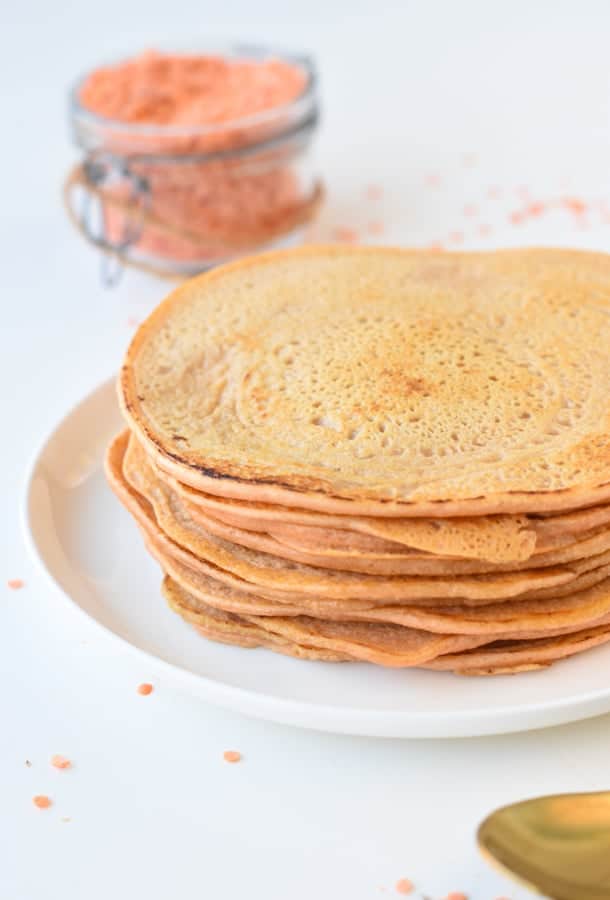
[66, 45, 321, 281]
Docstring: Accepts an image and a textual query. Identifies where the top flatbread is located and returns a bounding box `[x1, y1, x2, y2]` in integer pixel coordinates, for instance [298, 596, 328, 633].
[120, 245, 610, 515]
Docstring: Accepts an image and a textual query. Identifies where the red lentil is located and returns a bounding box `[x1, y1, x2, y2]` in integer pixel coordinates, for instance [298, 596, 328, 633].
[223, 750, 242, 763]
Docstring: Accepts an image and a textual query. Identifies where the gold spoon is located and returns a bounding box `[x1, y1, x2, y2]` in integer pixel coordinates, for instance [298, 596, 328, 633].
[477, 792, 610, 900]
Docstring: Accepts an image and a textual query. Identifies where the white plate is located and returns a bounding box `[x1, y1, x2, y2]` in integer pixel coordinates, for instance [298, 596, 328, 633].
[22, 378, 610, 738]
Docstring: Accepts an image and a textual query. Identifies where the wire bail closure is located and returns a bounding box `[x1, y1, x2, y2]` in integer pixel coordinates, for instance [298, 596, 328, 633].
[75, 152, 151, 286]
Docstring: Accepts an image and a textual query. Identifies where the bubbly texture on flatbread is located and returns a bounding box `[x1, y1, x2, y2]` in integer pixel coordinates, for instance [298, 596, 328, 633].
[121, 246, 610, 515]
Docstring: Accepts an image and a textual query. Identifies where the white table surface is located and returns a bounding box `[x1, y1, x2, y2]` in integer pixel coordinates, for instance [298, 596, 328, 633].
[4, 1, 610, 897]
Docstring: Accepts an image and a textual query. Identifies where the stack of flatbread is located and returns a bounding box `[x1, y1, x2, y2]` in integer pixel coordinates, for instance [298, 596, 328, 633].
[107, 246, 610, 675]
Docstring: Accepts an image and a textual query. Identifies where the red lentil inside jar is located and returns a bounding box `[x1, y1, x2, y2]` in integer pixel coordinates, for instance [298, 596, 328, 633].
[68, 47, 321, 275]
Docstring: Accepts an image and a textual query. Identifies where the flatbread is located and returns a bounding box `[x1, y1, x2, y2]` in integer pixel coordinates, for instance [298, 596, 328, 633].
[163, 576, 489, 667]
[120, 245, 610, 515]
[170, 475, 539, 562]
[117, 433, 604, 602]
[164, 576, 610, 674]
[424, 626, 610, 674]
[150, 532, 610, 640]
[107, 433, 610, 610]
[178, 492, 610, 576]
[165, 467, 610, 560]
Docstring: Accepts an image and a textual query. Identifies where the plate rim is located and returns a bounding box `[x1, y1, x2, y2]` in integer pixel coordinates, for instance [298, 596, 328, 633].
[20, 376, 610, 739]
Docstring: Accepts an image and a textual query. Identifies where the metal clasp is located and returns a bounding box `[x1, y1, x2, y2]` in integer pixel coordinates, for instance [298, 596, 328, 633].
[80, 152, 151, 286]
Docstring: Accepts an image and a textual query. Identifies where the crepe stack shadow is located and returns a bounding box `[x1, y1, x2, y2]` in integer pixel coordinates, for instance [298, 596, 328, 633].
[107, 245, 610, 675]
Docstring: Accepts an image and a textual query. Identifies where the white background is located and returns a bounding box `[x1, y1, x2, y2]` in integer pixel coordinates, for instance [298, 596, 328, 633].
[4, 1, 610, 897]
